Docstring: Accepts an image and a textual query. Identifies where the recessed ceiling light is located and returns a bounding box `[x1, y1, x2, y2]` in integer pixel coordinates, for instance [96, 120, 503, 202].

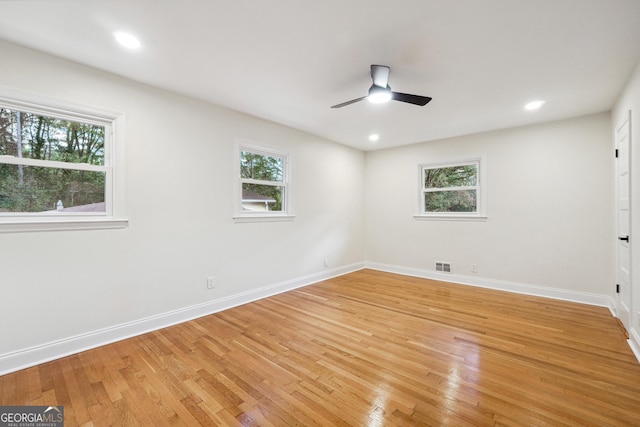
[369, 134, 380, 142]
[113, 31, 141, 49]
[524, 100, 545, 111]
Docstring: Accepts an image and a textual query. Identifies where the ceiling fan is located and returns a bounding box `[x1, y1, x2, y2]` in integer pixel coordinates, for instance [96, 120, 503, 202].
[331, 64, 432, 109]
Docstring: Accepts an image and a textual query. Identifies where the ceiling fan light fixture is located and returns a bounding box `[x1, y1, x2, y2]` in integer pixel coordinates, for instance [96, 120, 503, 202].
[367, 86, 392, 104]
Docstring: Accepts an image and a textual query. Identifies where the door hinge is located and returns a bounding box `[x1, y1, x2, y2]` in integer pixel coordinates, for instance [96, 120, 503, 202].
[616, 284, 620, 293]
[615, 148, 619, 158]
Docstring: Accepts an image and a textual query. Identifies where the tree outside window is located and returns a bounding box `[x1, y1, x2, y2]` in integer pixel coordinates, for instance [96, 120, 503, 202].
[239, 148, 287, 213]
[421, 161, 480, 214]
[0, 107, 107, 214]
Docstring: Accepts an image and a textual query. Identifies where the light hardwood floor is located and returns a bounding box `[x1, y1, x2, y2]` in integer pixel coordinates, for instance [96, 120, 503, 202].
[2, 269, 640, 426]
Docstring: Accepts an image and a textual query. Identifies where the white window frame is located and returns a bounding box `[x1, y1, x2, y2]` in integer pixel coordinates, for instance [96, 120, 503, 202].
[0, 89, 127, 232]
[414, 156, 487, 221]
[233, 140, 294, 223]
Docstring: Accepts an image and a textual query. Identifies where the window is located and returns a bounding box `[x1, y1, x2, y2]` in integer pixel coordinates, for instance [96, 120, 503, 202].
[417, 158, 486, 220]
[0, 92, 126, 232]
[235, 142, 292, 222]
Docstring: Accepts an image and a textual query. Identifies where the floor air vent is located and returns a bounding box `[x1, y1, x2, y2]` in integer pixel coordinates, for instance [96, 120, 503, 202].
[435, 262, 452, 273]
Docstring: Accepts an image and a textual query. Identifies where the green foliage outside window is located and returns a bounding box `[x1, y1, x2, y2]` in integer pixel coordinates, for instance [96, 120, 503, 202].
[424, 189, 477, 212]
[0, 108, 105, 213]
[240, 150, 284, 211]
[423, 163, 478, 213]
[424, 164, 477, 188]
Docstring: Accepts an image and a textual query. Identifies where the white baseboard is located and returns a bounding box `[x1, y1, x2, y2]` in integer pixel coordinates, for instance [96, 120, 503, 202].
[365, 262, 616, 311]
[0, 262, 366, 376]
[629, 328, 640, 364]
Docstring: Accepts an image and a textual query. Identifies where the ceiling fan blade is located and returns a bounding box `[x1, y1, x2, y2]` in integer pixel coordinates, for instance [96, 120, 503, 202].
[331, 96, 367, 109]
[391, 92, 432, 106]
[371, 65, 390, 88]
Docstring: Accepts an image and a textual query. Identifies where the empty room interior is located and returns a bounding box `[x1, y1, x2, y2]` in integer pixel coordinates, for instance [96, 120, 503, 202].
[1, 1, 640, 425]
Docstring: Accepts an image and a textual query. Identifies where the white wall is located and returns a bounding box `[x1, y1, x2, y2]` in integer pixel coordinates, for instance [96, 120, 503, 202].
[0, 37, 627, 373]
[0, 40, 365, 365]
[613, 62, 640, 355]
[365, 114, 614, 297]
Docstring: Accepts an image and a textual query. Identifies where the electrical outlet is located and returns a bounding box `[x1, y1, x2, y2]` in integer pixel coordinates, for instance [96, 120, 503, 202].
[470, 263, 478, 273]
[207, 276, 216, 289]
[324, 258, 329, 268]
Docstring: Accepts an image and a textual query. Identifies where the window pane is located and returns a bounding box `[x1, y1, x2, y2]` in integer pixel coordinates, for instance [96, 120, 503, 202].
[0, 164, 105, 213]
[424, 164, 477, 188]
[242, 183, 283, 212]
[240, 151, 283, 182]
[0, 108, 105, 166]
[424, 190, 477, 213]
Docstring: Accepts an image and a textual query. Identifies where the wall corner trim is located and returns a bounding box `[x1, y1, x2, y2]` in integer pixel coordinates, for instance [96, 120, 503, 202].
[0, 262, 366, 376]
[629, 328, 640, 364]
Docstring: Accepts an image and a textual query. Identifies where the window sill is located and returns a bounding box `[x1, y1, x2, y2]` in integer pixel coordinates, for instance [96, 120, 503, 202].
[0, 218, 129, 233]
[413, 214, 488, 222]
[233, 214, 296, 223]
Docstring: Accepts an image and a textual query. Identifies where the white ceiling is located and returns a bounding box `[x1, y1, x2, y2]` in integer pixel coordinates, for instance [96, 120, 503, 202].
[0, 0, 639, 151]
